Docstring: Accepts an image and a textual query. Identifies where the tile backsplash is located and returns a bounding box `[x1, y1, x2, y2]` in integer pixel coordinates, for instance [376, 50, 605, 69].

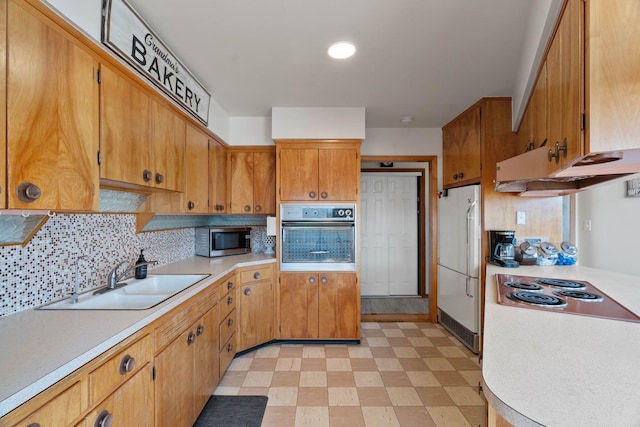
[0, 214, 269, 317]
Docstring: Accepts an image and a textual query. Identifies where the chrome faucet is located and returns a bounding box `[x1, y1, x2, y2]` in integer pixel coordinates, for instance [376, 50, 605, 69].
[70, 255, 94, 303]
[105, 259, 159, 290]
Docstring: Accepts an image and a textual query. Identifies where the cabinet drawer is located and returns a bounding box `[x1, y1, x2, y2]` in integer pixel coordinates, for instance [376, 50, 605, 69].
[15, 381, 83, 427]
[219, 287, 236, 320]
[89, 334, 152, 404]
[239, 265, 272, 284]
[219, 332, 236, 374]
[219, 309, 236, 349]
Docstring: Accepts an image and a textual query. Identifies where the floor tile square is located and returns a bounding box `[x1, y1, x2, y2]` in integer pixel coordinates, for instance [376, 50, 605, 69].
[227, 357, 253, 371]
[408, 336, 434, 347]
[329, 406, 365, 427]
[350, 358, 379, 371]
[303, 346, 327, 358]
[393, 346, 420, 358]
[261, 406, 296, 427]
[295, 406, 330, 426]
[300, 358, 327, 371]
[250, 357, 278, 371]
[356, 388, 391, 406]
[459, 405, 486, 427]
[242, 371, 273, 387]
[361, 406, 400, 427]
[369, 346, 396, 358]
[444, 386, 485, 406]
[271, 371, 301, 387]
[326, 358, 352, 371]
[297, 387, 329, 406]
[459, 369, 483, 387]
[406, 370, 441, 387]
[424, 357, 455, 371]
[348, 346, 373, 358]
[432, 371, 470, 387]
[386, 386, 423, 406]
[366, 337, 390, 347]
[394, 406, 437, 427]
[217, 370, 246, 387]
[275, 357, 302, 371]
[299, 371, 327, 387]
[438, 346, 468, 358]
[354, 371, 384, 387]
[399, 358, 429, 371]
[328, 387, 360, 406]
[255, 346, 281, 358]
[382, 328, 406, 337]
[237, 386, 269, 396]
[327, 371, 356, 387]
[426, 405, 471, 427]
[379, 371, 412, 387]
[325, 346, 350, 358]
[387, 337, 412, 347]
[374, 357, 404, 371]
[448, 357, 481, 370]
[415, 387, 456, 406]
[267, 386, 299, 406]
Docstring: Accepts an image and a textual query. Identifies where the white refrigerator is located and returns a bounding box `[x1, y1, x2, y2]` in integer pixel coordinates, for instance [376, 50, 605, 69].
[437, 184, 481, 353]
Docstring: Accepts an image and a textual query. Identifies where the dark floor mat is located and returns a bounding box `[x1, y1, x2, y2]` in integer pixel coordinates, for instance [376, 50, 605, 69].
[193, 395, 268, 427]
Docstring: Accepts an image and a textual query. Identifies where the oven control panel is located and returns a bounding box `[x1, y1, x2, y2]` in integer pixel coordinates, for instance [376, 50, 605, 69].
[281, 204, 355, 221]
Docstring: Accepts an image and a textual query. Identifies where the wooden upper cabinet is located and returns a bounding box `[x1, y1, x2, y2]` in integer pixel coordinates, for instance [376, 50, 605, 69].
[442, 106, 482, 189]
[277, 141, 361, 202]
[209, 140, 227, 213]
[151, 101, 185, 192]
[6, 0, 99, 210]
[185, 124, 209, 213]
[228, 148, 276, 214]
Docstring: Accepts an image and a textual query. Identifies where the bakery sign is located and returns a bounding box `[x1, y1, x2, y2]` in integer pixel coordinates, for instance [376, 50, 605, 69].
[102, 0, 211, 125]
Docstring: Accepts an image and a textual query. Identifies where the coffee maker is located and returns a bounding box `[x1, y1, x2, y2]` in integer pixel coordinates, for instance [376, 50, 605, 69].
[489, 230, 519, 268]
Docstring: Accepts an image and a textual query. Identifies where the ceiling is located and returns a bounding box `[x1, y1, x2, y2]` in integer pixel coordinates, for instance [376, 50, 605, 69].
[126, 0, 534, 128]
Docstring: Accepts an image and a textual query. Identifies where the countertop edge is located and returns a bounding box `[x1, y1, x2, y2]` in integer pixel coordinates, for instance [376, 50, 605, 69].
[0, 254, 276, 418]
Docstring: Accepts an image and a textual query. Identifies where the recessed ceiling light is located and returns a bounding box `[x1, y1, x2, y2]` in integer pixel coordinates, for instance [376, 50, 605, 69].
[328, 41, 356, 59]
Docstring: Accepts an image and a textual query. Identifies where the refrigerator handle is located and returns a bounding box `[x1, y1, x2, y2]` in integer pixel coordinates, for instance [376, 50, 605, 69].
[466, 200, 478, 276]
[465, 277, 473, 297]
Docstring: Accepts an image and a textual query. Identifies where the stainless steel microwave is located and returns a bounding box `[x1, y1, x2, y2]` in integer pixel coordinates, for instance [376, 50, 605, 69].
[195, 227, 251, 257]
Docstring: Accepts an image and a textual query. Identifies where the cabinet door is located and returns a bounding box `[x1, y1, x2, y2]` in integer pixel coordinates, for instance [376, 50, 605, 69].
[279, 273, 319, 339]
[239, 280, 274, 351]
[209, 140, 227, 212]
[194, 306, 219, 415]
[442, 106, 481, 188]
[7, 0, 99, 210]
[253, 151, 276, 214]
[279, 148, 319, 201]
[318, 148, 359, 201]
[228, 151, 254, 213]
[151, 101, 185, 192]
[84, 364, 154, 427]
[155, 328, 195, 427]
[318, 273, 359, 339]
[185, 124, 209, 213]
[100, 64, 152, 187]
[546, 0, 583, 172]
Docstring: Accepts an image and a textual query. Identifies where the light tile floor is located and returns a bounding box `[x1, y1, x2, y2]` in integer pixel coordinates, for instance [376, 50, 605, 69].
[214, 322, 485, 427]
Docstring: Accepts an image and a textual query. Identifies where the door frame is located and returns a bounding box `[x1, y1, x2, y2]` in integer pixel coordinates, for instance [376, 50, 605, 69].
[361, 156, 438, 323]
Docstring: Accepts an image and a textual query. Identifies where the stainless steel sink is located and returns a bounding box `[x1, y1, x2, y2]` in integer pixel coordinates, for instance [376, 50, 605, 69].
[38, 274, 209, 310]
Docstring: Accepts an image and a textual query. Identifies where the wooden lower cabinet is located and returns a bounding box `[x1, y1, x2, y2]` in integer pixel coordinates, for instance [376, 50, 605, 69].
[15, 381, 84, 427]
[279, 272, 359, 340]
[154, 304, 219, 427]
[237, 265, 275, 352]
[81, 364, 154, 427]
[218, 274, 238, 374]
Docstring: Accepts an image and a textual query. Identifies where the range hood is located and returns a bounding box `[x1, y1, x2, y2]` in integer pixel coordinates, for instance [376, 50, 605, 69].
[495, 147, 640, 196]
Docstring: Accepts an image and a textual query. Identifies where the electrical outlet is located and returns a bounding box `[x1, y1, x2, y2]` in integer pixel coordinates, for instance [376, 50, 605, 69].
[516, 211, 526, 225]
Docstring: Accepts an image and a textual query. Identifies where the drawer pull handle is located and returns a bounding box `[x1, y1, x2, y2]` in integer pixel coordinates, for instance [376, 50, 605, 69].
[227, 281, 233, 290]
[187, 332, 196, 345]
[227, 296, 233, 305]
[16, 182, 41, 202]
[244, 288, 252, 296]
[253, 272, 260, 279]
[196, 324, 205, 336]
[94, 410, 113, 427]
[227, 318, 233, 327]
[119, 354, 136, 375]
[187, 200, 195, 210]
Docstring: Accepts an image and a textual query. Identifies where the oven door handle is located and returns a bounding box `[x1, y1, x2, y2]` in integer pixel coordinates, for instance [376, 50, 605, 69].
[308, 250, 330, 254]
[281, 221, 354, 227]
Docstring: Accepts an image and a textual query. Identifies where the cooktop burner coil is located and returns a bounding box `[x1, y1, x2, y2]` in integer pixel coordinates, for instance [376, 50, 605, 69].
[552, 290, 604, 302]
[534, 278, 586, 290]
[503, 282, 543, 291]
[507, 291, 568, 308]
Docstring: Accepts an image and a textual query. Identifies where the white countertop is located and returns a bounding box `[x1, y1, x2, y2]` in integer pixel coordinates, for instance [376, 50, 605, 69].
[0, 254, 275, 418]
[483, 264, 640, 427]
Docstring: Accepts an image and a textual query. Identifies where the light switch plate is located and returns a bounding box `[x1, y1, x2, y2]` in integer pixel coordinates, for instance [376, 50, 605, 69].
[516, 211, 526, 225]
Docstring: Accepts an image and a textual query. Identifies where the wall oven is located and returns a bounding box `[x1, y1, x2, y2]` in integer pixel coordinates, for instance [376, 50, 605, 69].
[280, 204, 356, 271]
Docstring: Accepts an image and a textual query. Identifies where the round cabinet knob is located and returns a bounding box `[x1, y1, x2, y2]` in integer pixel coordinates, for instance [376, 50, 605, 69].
[255, 205, 262, 212]
[16, 182, 42, 203]
[142, 169, 153, 182]
[459, 172, 464, 179]
[244, 205, 251, 212]
[227, 318, 233, 327]
[244, 288, 252, 296]
[253, 272, 260, 280]
[320, 192, 328, 199]
[320, 276, 328, 284]
[196, 324, 205, 336]
[94, 410, 113, 427]
[155, 173, 164, 184]
[453, 173, 458, 180]
[227, 296, 233, 305]
[187, 201, 195, 210]
[309, 191, 316, 199]
[227, 281, 234, 290]
[308, 276, 316, 284]
[187, 332, 196, 345]
[118, 354, 136, 375]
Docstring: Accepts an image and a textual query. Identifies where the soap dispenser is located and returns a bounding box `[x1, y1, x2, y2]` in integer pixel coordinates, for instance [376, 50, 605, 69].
[135, 249, 148, 279]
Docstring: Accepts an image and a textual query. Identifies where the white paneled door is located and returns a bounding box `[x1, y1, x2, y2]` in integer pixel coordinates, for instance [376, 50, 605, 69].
[360, 172, 419, 296]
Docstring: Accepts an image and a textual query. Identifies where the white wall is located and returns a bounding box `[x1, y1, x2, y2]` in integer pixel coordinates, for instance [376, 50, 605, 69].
[272, 108, 366, 140]
[43, 0, 231, 142]
[576, 174, 640, 277]
[229, 117, 274, 146]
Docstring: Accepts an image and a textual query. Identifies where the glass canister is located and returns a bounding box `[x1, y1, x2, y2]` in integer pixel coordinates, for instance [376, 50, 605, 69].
[557, 241, 578, 265]
[536, 242, 558, 265]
